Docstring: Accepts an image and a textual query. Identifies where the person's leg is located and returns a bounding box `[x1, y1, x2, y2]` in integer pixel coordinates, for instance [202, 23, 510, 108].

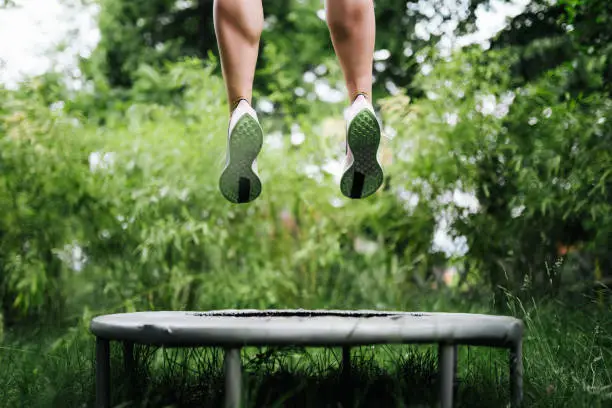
[214, 0, 265, 204]
[325, 0, 383, 199]
[325, 0, 375, 103]
[213, 0, 264, 112]
[325, 0, 383, 198]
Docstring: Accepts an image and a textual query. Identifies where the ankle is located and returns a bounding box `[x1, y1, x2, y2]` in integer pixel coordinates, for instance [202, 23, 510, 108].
[230, 97, 251, 113]
[351, 91, 370, 104]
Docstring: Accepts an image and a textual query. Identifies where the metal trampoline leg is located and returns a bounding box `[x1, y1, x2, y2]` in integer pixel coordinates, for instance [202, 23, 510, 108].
[123, 341, 135, 401]
[95, 337, 110, 408]
[438, 343, 456, 408]
[341, 346, 351, 382]
[510, 341, 523, 407]
[224, 348, 243, 408]
[341, 346, 352, 407]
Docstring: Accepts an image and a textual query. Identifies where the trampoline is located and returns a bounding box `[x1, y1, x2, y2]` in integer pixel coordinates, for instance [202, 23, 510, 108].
[90, 309, 524, 407]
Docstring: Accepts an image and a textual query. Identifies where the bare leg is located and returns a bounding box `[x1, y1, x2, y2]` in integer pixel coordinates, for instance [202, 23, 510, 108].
[215, 0, 265, 204]
[213, 0, 264, 112]
[328, 0, 381, 199]
[325, 0, 376, 103]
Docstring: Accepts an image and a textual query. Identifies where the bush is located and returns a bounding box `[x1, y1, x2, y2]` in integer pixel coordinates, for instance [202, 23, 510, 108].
[1, 59, 437, 326]
[381, 47, 612, 302]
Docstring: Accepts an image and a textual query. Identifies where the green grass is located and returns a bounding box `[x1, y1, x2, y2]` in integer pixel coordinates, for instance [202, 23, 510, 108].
[1, 296, 610, 407]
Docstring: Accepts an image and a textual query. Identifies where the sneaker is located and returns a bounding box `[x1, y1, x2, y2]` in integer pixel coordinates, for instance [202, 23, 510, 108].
[219, 99, 263, 204]
[340, 95, 384, 199]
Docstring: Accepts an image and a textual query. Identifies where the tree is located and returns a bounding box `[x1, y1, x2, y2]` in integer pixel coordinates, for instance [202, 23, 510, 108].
[381, 0, 612, 305]
[83, 0, 521, 115]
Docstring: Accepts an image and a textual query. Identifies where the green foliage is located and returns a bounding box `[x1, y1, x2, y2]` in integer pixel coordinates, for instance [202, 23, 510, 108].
[1, 1, 611, 405]
[561, 0, 612, 47]
[86, 0, 520, 114]
[3, 0, 612, 321]
[382, 44, 612, 299]
[1, 59, 438, 323]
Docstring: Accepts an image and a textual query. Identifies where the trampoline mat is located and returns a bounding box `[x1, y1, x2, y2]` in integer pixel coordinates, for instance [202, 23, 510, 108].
[90, 309, 523, 348]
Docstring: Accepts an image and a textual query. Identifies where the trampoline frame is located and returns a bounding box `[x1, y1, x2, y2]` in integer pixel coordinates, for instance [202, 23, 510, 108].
[90, 310, 523, 408]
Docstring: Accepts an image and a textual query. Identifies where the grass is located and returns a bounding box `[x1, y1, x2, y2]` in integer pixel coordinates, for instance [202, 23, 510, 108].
[1, 296, 610, 407]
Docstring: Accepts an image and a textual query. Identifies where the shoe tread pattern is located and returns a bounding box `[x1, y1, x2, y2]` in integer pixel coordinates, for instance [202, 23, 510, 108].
[219, 114, 263, 203]
[340, 109, 383, 199]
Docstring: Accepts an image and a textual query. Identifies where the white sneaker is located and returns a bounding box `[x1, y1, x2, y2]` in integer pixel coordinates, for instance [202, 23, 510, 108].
[340, 95, 384, 199]
[219, 100, 263, 204]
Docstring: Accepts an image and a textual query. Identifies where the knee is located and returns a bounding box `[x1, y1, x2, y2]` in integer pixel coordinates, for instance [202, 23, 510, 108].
[215, 0, 263, 44]
[327, 1, 369, 40]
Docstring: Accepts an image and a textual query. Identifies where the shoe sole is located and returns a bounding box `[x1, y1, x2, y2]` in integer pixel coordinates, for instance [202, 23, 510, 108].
[340, 109, 384, 199]
[219, 114, 263, 204]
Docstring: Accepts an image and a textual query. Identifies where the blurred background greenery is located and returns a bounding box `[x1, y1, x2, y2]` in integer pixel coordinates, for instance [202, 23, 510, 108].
[0, 0, 610, 406]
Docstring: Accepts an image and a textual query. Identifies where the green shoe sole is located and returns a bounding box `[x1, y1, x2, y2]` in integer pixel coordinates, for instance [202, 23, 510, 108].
[340, 109, 384, 199]
[219, 114, 263, 204]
